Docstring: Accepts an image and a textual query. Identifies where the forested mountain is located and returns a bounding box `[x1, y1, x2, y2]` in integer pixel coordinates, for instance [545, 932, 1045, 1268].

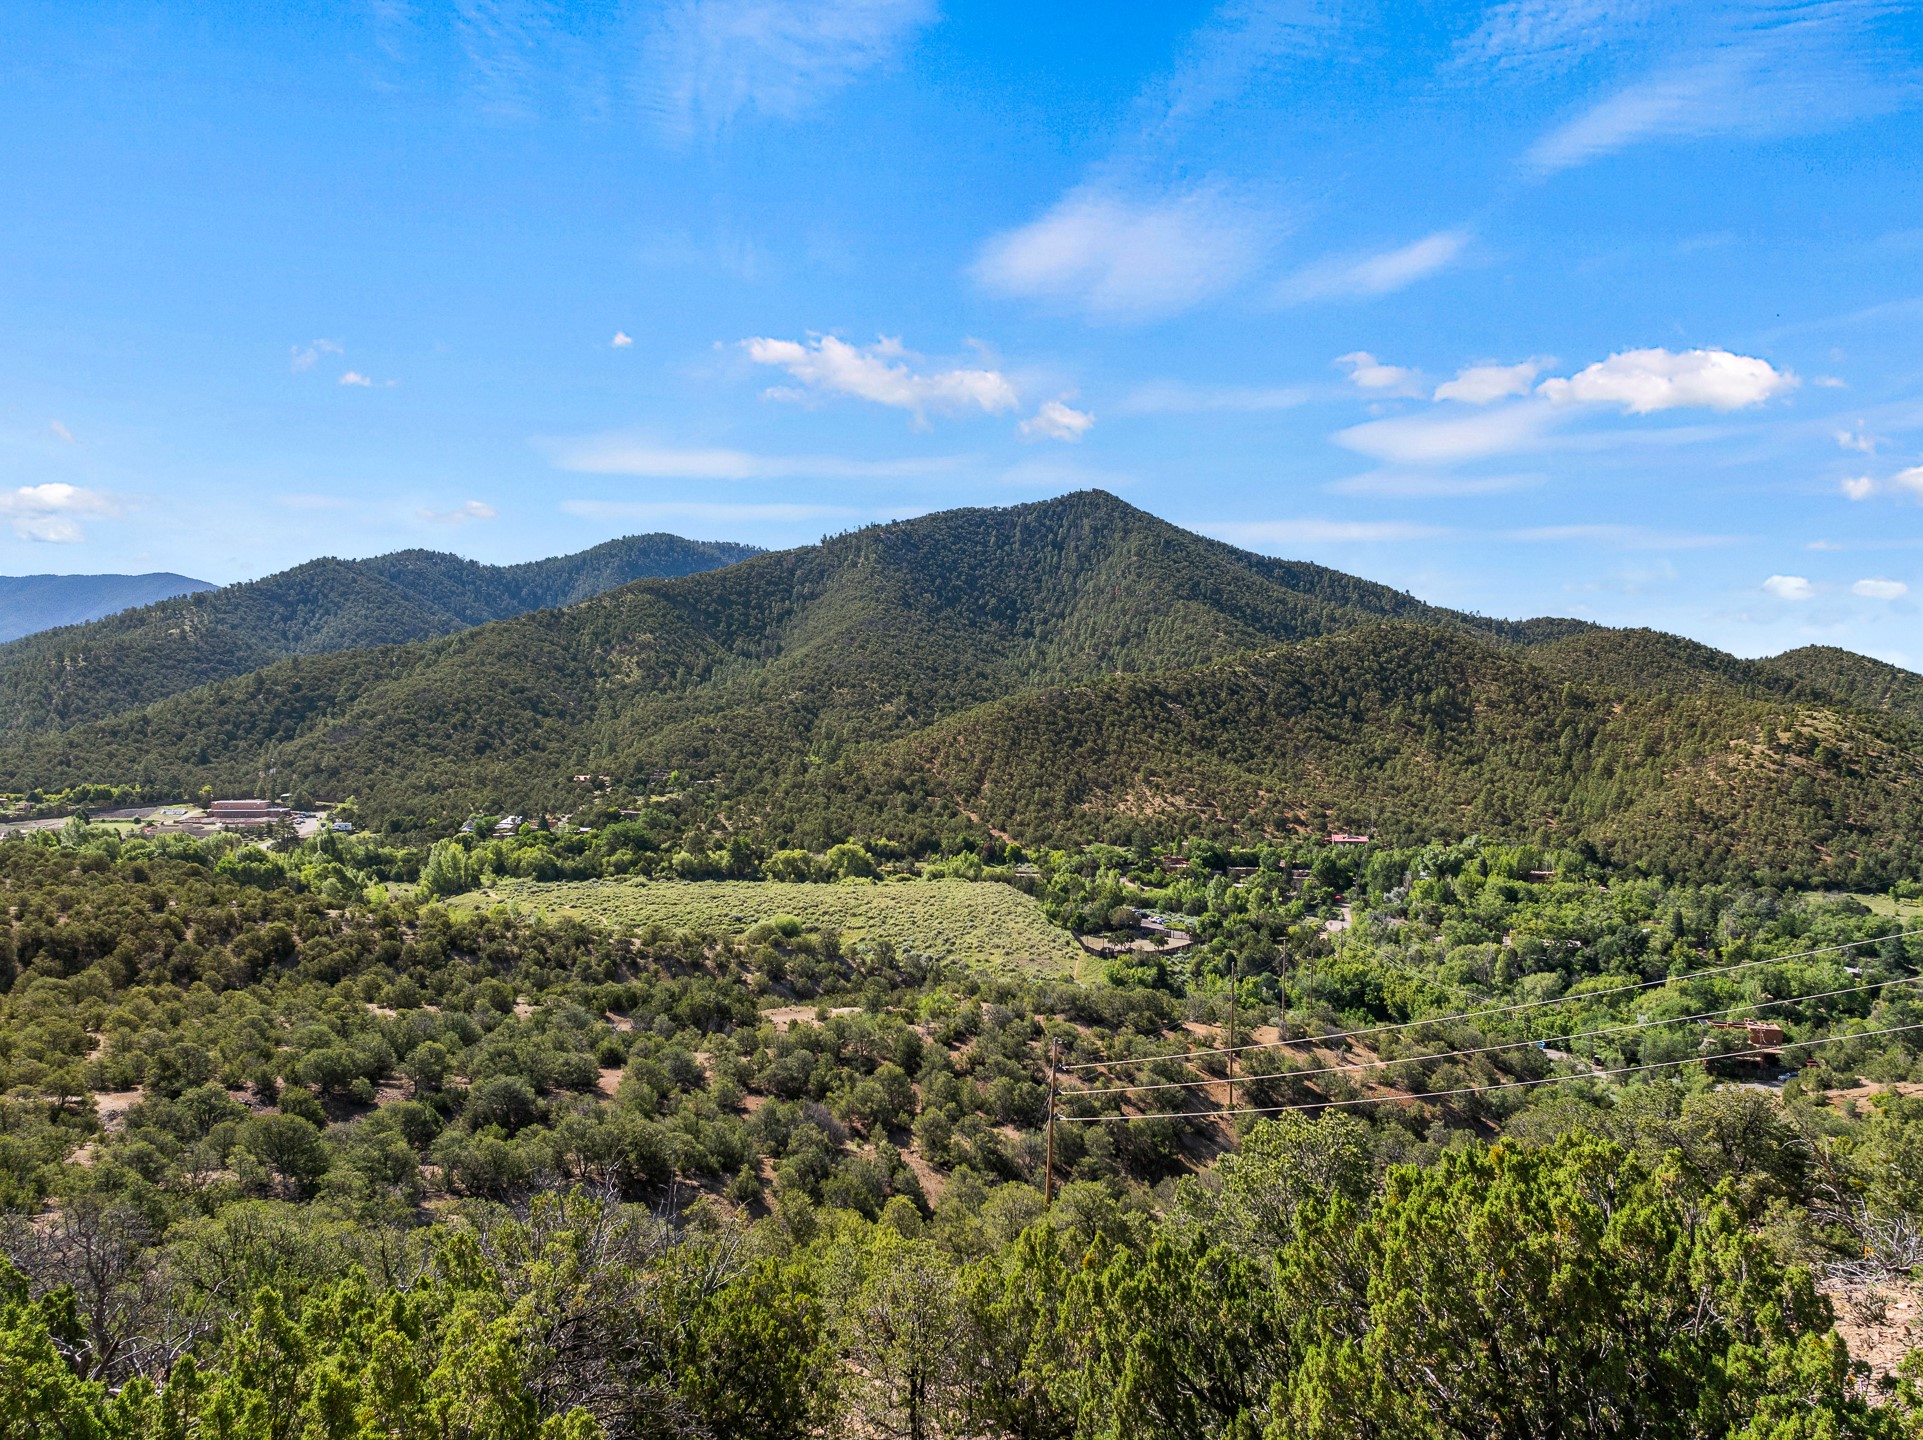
[756, 622, 1923, 884]
[0, 571, 213, 643]
[0, 491, 1537, 805]
[3, 490, 1920, 885]
[0, 533, 760, 730]
[1761, 644, 1923, 725]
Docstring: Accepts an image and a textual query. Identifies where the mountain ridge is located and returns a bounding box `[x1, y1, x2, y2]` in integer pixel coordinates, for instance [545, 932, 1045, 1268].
[2, 490, 1918, 885]
[0, 572, 215, 643]
[0, 532, 761, 731]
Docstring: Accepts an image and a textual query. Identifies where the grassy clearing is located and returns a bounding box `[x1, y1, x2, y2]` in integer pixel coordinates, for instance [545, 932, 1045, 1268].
[464, 877, 1085, 978]
[1815, 892, 1923, 921]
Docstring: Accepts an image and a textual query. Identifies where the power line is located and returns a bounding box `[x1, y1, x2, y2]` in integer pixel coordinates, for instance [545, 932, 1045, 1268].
[1055, 1017, 1923, 1123]
[1066, 970, 1923, 1099]
[1063, 925, 1923, 1072]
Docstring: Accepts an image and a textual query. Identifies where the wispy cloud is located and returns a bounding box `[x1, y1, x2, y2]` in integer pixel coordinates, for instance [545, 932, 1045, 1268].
[418, 500, 498, 524]
[1434, 359, 1545, 404]
[1278, 229, 1471, 303]
[48, 420, 75, 443]
[611, 331, 634, 348]
[1456, 0, 1660, 75]
[1335, 403, 1554, 465]
[547, 437, 965, 480]
[1202, 518, 1451, 547]
[643, 0, 936, 136]
[1336, 352, 1423, 395]
[340, 371, 374, 388]
[743, 335, 1018, 425]
[562, 498, 921, 527]
[1506, 523, 1741, 550]
[1525, 8, 1917, 175]
[1328, 470, 1542, 497]
[290, 338, 343, 372]
[973, 184, 1275, 322]
[1117, 381, 1310, 414]
[0, 482, 120, 543]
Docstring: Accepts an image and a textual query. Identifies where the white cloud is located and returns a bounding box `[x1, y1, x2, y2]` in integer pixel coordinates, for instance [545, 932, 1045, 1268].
[643, 0, 935, 136]
[1763, 574, 1815, 601]
[418, 501, 498, 524]
[340, 371, 374, 387]
[0, 482, 120, 543]
[562, 499, 909, 527]
[547, 438, 963, 480]
[1536, 347, 1794, 413]
[1117, 381, 1309, 414]
[1524, 13, 1911, 176]
[1203, 518, 1449, 546]
[1278, 229, 1471, 303]
[1335, 402, 1553, 465]
[611, 331, 634, 348]
[1335, 351, 1422, 394]
[1835, 423, 1877, 454]
[1328, 470, 1541, 497]
[1897, 466, 1923, 497]
[1456, 0, 1657, 75]
[973, 184, 1271, 322]
[1019, 400, 1095, 443]
[1435, 359, 1544, 404]
[290, 339, 342, 372]
[48, 420, 75, 443]
[1841, 475, 1876, 501]
[1853, 578, 1909, 600]
[743, 335, 1018, 425]
[1506, 523, 1738, 550]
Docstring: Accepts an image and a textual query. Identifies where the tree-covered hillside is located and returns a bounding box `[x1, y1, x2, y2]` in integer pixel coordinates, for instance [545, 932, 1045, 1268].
[752, 622, 1923, 885]
[0, 533, 761, 731]
[0, 492, 1522, 812]
[0, 572, 214, 644]
[1762, 645, 1923, 726]
[2, 492, 1921, 888]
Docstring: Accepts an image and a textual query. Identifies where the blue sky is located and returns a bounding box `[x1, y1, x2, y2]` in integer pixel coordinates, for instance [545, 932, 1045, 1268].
[2, 1, 1921, 662]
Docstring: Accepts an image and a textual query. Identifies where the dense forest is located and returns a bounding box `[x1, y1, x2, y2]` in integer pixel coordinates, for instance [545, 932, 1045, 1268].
[0, 573, 213, 645]
[6, 817, 1923, 1436]
[2, 495, 1920, 891]
[2, 496, 1920, 890]
[0, 533, 760, 731]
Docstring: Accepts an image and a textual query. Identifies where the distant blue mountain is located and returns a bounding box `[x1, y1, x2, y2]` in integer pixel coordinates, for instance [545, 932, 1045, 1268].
[0, 573, 217, 643]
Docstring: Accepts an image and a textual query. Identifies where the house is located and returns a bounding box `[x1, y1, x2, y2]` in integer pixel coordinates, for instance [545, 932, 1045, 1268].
[1157, 855, 1190, 872]
[1709, 1019, 1786, 1048]
[493, 815, 524, 836]
[1329, 833, 1371, 846]
[207, 799, 291, 829]
[1526, 869, 1558, 882]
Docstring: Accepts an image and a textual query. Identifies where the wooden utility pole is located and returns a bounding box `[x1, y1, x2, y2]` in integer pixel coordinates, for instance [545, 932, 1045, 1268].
[1043, 1037, 1060, 1206]
[1227, 951, 1237, 1115]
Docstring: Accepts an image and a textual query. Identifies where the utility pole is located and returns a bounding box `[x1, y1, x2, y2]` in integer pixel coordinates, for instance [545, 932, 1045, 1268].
[1227, 950, 1237, 1116]
[1043, 1036, 1060, 1207]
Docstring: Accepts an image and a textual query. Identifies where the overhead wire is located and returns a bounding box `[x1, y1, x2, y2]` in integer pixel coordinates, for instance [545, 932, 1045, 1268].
[1063, 925, 1923, 1072]
[1054, 1017, 1923, 1123]
[1066, 969, 1923, 1099]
